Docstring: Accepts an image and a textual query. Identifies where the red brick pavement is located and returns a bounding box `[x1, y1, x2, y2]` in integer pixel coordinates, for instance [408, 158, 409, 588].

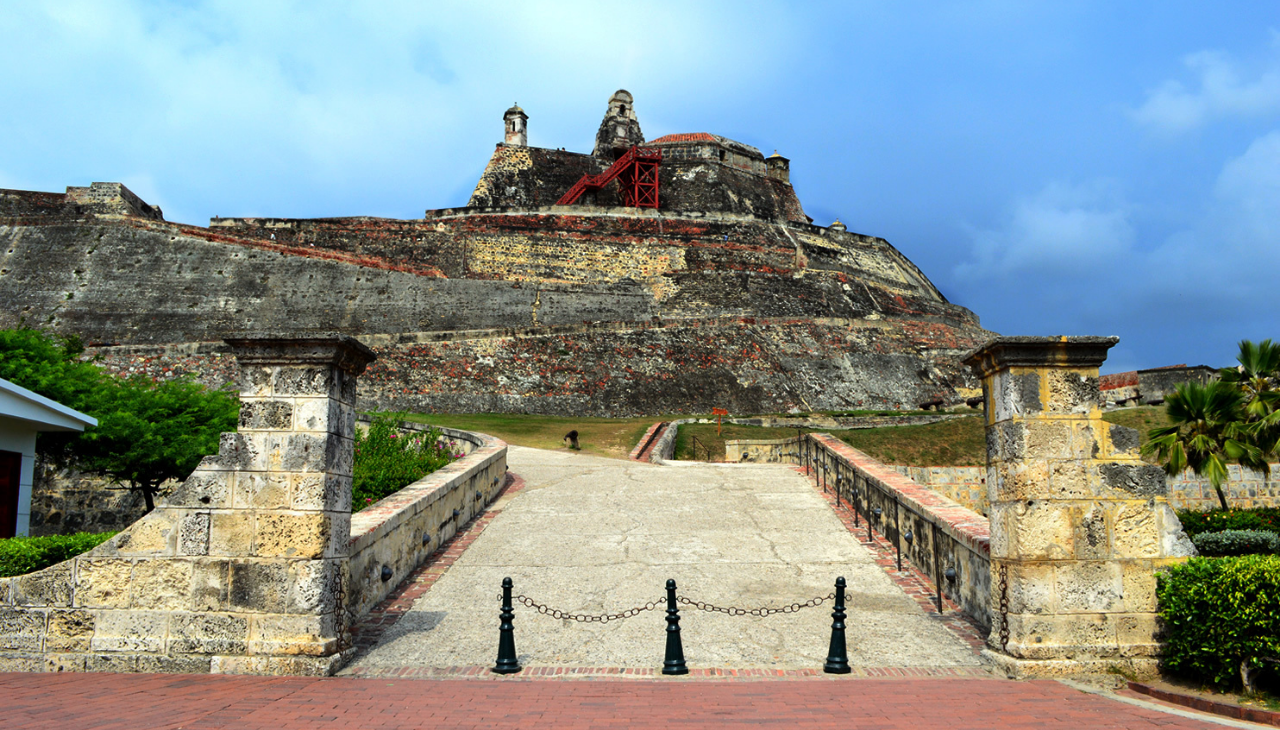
[0, 672, 1230, 729]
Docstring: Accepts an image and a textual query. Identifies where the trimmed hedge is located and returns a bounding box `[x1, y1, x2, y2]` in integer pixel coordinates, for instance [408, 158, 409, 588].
[1157, 555, 1280, 690]
[0, 532, 117, 577]
[1192, 529, 1280, 557]
[1177, 508, 1280, 539]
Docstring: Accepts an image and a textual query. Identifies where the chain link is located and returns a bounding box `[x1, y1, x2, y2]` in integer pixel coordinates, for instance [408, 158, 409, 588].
[333, 568, 353, 653]
[508, 594, 666, 624]
[997, 562, 1010, 652]
[677, 592, 835, 616]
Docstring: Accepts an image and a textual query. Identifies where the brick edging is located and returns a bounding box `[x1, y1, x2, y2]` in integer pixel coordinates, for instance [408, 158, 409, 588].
[629, 422, 666, 461]
[342, 665, 998, 680]
[1127, 681, 1280, 726]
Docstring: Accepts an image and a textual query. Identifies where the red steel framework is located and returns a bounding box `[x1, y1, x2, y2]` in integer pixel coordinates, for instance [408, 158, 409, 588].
[556, 146, 661, 208]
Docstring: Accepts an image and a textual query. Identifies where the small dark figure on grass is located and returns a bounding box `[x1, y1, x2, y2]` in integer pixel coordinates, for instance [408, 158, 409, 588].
[564, 430, 580, 450]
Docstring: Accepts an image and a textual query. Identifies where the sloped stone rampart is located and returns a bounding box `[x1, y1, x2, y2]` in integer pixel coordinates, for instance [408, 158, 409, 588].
[81, 316, 987, 417]
[726, 435, 992, 631]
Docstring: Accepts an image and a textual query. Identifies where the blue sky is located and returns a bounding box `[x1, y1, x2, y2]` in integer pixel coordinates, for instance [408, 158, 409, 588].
[2, 1, 1278, 374]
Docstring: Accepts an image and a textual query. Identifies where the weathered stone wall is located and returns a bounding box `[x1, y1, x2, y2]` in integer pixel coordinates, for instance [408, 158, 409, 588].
[1, 180, 988, 415]
[345, 422, 505, 620]
[28, 458, 152, 536]
[725, 434, 992, 631]
[0, 336, 509, 676]
[1167, 463, 1280, 511]
[1137, 366, 1218, 405]
[891, 466, 987, 516]
[80, 317, 987, 417]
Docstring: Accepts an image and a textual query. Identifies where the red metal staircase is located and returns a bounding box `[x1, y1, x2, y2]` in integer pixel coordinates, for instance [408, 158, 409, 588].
[556, 146, 662, 208]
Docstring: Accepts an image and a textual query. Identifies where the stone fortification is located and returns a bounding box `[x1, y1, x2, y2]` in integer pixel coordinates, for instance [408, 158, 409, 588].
[0, 90, 991, 415]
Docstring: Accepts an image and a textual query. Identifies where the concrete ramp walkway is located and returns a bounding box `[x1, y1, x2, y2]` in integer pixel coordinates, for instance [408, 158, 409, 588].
[345, 446, 985, 672]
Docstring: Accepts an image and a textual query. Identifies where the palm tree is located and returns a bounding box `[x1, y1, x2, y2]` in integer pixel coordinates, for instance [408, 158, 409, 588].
[1219, 339, 1280, 481]
[1143, 380, 1258, 510]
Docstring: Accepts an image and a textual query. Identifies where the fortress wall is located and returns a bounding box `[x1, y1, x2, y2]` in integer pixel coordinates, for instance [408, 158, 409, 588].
[2, 209, 973, 345]
[84, 317, 990, 417]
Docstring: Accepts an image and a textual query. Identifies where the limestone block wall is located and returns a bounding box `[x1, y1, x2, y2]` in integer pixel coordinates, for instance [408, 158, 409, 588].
[1168, 463, 1280, 510]
[891, 466, 987, 516]
[0, 335, 509, 676]
[731, 435, 993, 630]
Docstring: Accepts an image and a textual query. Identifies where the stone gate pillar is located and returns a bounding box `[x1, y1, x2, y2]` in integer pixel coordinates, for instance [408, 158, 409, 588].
[207, 334, 375, 674]
[963, 336, 1193, 678]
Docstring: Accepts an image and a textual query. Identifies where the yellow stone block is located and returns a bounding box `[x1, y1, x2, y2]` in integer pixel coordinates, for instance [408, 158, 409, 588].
[75, 559, 134, 608]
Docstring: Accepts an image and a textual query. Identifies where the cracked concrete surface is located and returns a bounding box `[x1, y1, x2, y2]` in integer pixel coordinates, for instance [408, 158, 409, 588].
[345, 446, 985, 671]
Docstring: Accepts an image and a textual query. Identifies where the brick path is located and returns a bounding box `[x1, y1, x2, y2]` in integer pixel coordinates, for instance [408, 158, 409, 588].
[0, 672, 1232, 729]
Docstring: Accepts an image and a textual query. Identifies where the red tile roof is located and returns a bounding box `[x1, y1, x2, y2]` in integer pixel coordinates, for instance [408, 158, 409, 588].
[647, 133, 717, 144]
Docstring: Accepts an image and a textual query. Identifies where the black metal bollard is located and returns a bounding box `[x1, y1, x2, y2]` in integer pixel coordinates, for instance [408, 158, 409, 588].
[662, 579, 689, 675]
[823, 576, 851, 674]
[492, 577, 522, 674]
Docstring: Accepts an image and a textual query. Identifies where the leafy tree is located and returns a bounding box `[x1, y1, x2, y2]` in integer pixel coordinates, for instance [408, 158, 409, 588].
[0, 328, 106, 408]
[1143, 380, 1256, 510]
[0, 327, 238, 512]
[74, 376, 239, 511]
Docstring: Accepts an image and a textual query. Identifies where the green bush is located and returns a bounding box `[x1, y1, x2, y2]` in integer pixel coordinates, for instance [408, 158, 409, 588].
[1176, 507, 1280, 538]
[0, 532, 117, 577]
[352, 417, 459, 511]
[1157, 555, 1280, 691]
[1193, 529, 1280, 557]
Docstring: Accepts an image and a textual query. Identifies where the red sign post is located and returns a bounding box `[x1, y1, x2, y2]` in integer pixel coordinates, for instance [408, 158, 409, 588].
[711, 407, 729, 436]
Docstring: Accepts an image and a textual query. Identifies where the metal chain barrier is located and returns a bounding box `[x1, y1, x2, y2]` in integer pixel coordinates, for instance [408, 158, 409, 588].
[677, 592, 835, 616]
[506, 594, 666, 624]
[500, 589, 838, 622]
[997, 562, 1010, 652]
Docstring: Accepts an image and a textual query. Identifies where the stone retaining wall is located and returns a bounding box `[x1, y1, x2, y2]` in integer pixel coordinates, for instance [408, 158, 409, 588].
[890, 466, 987, 516]
[1168, 464, 1280, 511]
[726, 435, 992, 631]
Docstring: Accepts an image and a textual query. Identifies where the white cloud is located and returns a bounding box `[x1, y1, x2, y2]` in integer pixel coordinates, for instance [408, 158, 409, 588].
[954, 180, 1133, 279]
[0, 0, 799, 222]
[1130, 35, 1280, 134]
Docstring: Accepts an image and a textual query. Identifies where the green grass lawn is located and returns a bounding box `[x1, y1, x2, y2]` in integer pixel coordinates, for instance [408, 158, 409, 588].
[387, 412, 666, 460]
[382, 405, 1175, 467]
[674, 416, 988, 466]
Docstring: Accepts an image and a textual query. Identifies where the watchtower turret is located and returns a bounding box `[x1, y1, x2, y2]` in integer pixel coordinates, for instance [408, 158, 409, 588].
[593, 89, 645, 159]
[504, 104, 528, 147]
[766, 151, 790, 184]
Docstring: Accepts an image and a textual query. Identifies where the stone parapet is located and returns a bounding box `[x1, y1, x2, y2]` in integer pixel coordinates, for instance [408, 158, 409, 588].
[963, 336, 1194, 678]
[345, 422, 506, 621]
[740, 434, 992, 631]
